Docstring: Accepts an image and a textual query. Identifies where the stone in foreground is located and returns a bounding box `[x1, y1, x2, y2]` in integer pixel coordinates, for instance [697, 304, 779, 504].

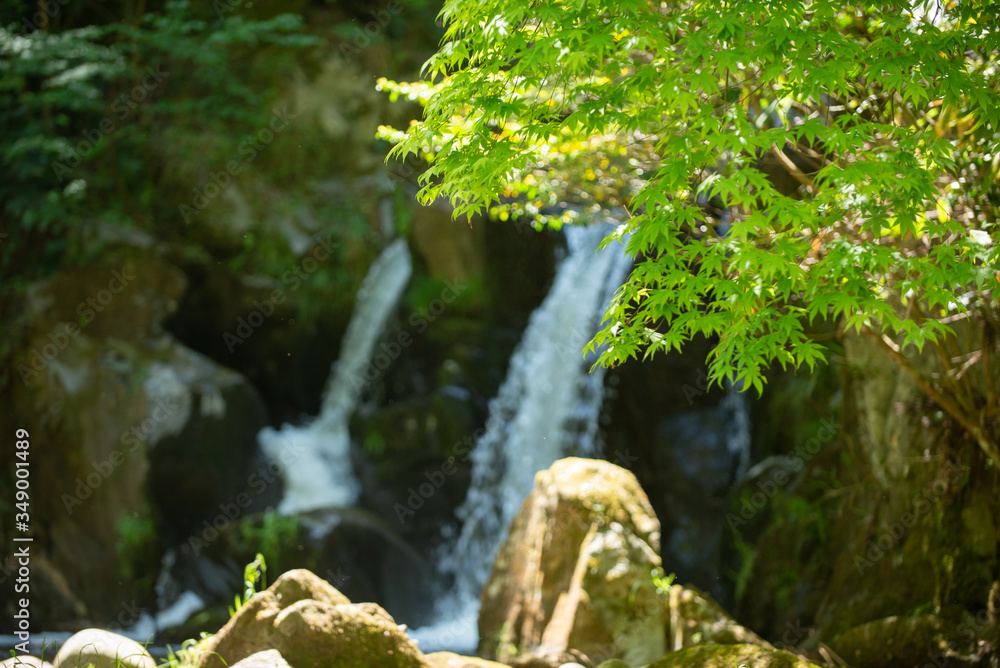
[229, 650, 292, 668]
[52, 629, 156, 668]
[194, 569, 425, 668]
[424, 652, 508, 668]
[2, 657, 54, 668]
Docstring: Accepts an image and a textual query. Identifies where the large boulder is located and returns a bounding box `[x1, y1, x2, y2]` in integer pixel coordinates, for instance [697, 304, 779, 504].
[2, 239, 271, 627]
[52, 629, 156, 668]
[647, 643, 822, 668]
[194, 569, 427, 668]
[272, 600, 424, 668]
[478, 457, 665, 667]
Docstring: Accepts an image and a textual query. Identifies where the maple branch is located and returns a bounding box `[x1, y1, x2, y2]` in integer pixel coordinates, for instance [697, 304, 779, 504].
[864, 327, 999, 464]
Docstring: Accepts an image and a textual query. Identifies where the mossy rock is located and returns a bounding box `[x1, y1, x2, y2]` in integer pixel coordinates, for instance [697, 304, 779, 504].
[272, 600, 424, 668]
[479, 457, 664, 666]
[647, 643, 822, 668]
[828, 614, 987, 668]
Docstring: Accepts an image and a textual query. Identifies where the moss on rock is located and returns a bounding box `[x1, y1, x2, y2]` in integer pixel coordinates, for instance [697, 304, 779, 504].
[647, 643, 822, 668]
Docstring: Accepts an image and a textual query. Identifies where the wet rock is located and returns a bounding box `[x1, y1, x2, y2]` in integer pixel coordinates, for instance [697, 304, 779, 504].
[647, 643, 822, 668]
[143, 344, 271, 541]
[353, 389, 482, 542]
[478, 457, 664, 667]
[600, 337, 742, 602]
[162, 231, 351, 425]
[52, 629, 156, 668]
[173, 507, 434, 628]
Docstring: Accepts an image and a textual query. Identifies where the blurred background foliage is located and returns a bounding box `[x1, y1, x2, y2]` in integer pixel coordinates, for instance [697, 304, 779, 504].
[0, 0, 443, 289]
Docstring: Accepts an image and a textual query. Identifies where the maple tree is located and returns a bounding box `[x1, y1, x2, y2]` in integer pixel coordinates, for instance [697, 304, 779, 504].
[381, 1, 1000, 459]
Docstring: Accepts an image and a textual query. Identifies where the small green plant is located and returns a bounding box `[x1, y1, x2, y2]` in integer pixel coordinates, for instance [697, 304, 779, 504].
[628, 566, 675, 605]
[229, 552, 267, 617]
[161, 633, 214, 668]
[730, 534, 758, 602]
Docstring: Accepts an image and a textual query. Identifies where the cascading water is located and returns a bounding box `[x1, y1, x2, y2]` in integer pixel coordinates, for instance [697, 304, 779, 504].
[411, 221, 633, 653]
[723, 379, 751, 482]
[259, 238, 413, 515]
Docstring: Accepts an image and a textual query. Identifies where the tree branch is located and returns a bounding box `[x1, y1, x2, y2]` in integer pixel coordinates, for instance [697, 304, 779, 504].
[864, 327, 999, 464]
[770, 143, 815, 192]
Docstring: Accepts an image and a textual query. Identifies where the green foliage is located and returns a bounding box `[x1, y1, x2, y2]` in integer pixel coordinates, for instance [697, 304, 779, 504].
[729, 534, 757, 602]
[162, 634, 210, 668]
[0, 25, 121, 280]
[234, 508, 297, 577]
[115, 507, 158, 593]
[0, 1, 318, 280]
[363, 430, 388, 456]
[381, 2, 1000, 411]
[229, 552, 267, 617]
[628, 566, 675, 604]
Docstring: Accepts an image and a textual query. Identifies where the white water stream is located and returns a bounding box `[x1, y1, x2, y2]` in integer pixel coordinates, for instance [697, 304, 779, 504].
[259, 238, 413, 514]
[411, 222, 633, 653]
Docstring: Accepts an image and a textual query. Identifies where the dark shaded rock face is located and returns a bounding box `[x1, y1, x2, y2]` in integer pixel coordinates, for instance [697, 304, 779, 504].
[352, 389, 482, 548]
[721, 326, 1000, 657]
[147, 361, 272, 542]
[0, 241, 270, 629]
[826, 614, 992, 668]
[163, 505, 436, 636]
[602, 338, 746, 601]
[162, 236, 350, 425]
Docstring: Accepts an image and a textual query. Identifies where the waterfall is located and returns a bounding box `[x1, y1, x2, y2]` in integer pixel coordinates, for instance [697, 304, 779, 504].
[259, 238, 413, 515]
[411, 221, 632, 653]
[723, 379, 751, 482]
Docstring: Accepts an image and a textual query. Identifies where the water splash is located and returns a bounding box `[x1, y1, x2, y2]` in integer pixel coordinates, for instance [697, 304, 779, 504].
[259, 239, 413, 515]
